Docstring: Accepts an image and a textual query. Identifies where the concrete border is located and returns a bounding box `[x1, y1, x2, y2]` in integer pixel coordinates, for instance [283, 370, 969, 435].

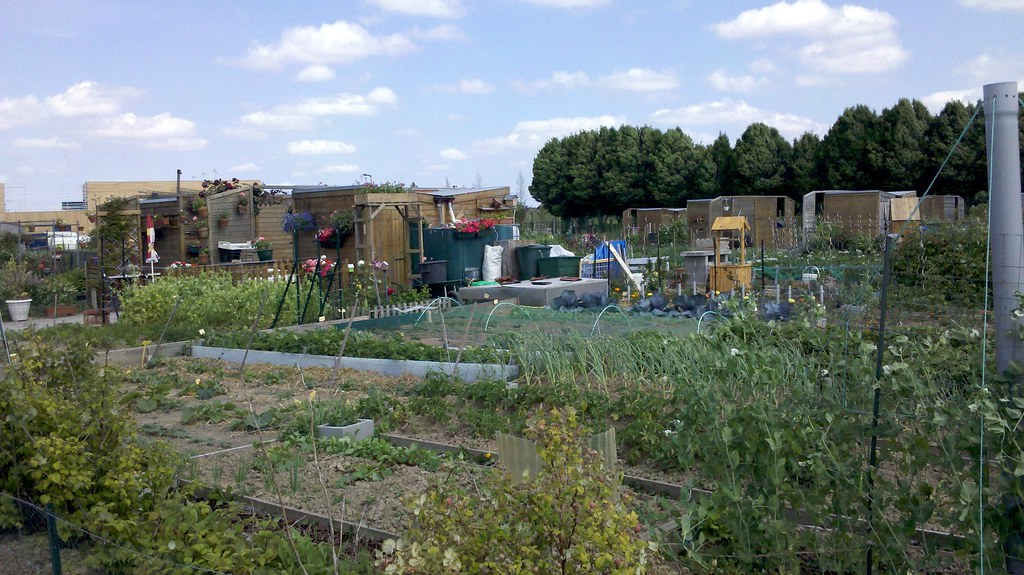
[93, 341, 190, 367]
[191, 345, 518, 382]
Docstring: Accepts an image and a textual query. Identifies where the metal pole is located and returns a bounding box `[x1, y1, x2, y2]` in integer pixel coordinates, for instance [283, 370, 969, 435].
[984, 81, 1024, 575]
[984, 81, 1024, 377]
[46, 503, 62, 575]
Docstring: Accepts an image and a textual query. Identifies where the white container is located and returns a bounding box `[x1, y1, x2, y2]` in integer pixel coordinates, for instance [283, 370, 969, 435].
[316, 419, 375, 441]
[801, 273, 818, 282]
[5, 298, 31, 322]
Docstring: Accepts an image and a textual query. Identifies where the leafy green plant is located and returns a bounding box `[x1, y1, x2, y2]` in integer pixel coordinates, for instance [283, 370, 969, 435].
[377, 407, 652, 574]
[205, 327, 506, 364]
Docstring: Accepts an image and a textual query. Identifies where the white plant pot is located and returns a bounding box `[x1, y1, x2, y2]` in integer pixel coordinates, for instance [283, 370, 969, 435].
[6, 298, 31, 322]
[317, 419, 375, 441]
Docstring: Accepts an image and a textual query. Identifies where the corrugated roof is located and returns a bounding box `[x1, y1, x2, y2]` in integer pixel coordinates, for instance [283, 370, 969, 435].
[413, 186, 507, 198]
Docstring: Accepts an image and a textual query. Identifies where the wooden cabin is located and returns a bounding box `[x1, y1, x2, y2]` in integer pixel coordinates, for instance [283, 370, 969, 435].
[801, 190, 925, 240]
[621, 207, 686, 238]
[279, 185, 515, 285]
[687, 195, 797, 249]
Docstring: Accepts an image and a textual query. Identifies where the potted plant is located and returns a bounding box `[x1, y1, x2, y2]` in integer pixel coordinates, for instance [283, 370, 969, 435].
[187, 240, 203, 256]
[453, 218, 481, 238]
[6, 292, 32, 322]
[253, 236, 273, 261]
[237, 192, 249, 214]
[192, 197, 208, 217]
[40, 272, 81, 317]
[0, 261, 38, 322]
[217, 212, 230, 229]
[197, 248, 210, 265]
[196, 219, 209, 238]
[282, 210, 317, 233]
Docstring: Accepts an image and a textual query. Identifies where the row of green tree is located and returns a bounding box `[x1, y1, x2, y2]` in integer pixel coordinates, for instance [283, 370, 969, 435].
[531, 95, 1024, 218]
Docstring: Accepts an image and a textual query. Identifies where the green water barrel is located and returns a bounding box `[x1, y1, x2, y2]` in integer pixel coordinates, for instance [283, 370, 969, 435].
[537, 256, 582, 278]
[516, 245, 552, 279]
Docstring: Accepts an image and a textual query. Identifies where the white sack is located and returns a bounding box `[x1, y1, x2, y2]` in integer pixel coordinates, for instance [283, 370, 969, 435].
[482, 244, 504, 282]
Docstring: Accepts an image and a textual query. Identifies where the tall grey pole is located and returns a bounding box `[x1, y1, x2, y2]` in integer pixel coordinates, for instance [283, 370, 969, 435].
[984, 81, 1024, 575]
[984, 81, 1023, 376]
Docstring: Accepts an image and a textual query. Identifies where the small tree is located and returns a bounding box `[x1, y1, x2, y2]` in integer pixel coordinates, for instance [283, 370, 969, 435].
[377, 407, 652, 574]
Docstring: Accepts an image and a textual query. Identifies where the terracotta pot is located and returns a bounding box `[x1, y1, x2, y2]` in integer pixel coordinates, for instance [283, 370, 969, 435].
[198, 254, 209, 265]
[197, 228, 208, 238]
[237, 204, 248, 214]
[196, 206, 208, 217]
[218, 217, 229, 229]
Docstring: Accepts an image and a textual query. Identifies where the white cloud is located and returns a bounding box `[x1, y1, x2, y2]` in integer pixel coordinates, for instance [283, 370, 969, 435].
[46, 81, 138, 117]
[369, 0, 463, 18]
[229, 162, 260, 172]
[13, 137, 80, 149]
[652, 99, 762, 126]
[0, 95, 45, 130]
[240, 111, 315, 131]
[413, 24, 465, 41]
[712, 0, 908, 74]
[519, 0, 609, 7]
[96, 112, 196, 138]
[440, 148, 468, 160]
[651, 99, 827, 139]
[515, 71, 590, 94]
[296, 64, 336, 82]
[920, 88, 983, 113]
[287, 140, 358, 155]
[94, 112, 208, 150]
[241, 20, 416, 70]
[319, 164, 360, 174]
[749, 59, 777, 74]
[795, 75, 829, 87]
[148, 137, 208, 151]
[959, 0, 1024, 10]
[0, 81, 140, 130]
[708, 69, 768, 93]
[953, 53, 1024, 86]
[221, 126, 270, 140]
[598, 68, 678, 92]
[240, 87, 397, 131]
[454, 79, 494, 94]
[473, 115, 624, 156]
[432, 79, 494, 94]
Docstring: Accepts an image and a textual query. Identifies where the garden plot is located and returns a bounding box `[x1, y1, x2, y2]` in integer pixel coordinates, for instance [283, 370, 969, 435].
[125, 357, 420, 456]
[119, 301, 996, 574]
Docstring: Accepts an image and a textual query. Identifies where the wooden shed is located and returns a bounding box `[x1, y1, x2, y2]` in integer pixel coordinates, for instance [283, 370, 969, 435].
[802, 190, 916, 240]
[687, 195, 796, 249]
[411, 186, 516, 226]
[621, 207, 686, 238]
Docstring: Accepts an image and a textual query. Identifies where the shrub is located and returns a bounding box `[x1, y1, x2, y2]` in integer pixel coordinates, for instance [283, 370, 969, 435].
[118, 273, 300, 334]
[0, 330, 177, 529]
[376, 407, 652, 574]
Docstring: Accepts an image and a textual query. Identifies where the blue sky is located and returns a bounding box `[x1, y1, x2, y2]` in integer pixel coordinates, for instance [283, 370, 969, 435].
[1, 0, 1023, 210]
